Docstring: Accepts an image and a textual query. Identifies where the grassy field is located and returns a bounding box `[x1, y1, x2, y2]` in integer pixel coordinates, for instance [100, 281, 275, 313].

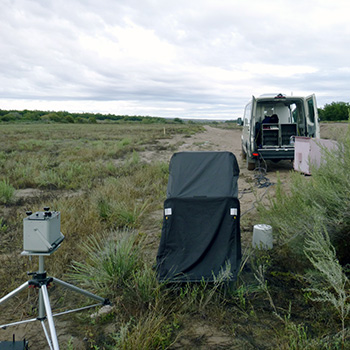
[0, 123, 204, 348]
[0, 122, 349, 349]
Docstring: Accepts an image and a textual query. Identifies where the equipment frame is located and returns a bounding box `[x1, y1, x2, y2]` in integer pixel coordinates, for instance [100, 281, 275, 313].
[0, 248, 109, 350]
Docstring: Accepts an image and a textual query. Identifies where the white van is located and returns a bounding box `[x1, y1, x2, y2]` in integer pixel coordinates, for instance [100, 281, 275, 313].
[241, 93, 320, 170]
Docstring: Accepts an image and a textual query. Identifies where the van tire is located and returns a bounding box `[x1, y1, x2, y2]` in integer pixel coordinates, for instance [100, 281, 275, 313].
[241, 145, 247, 159]
[247, 157, 256, 171]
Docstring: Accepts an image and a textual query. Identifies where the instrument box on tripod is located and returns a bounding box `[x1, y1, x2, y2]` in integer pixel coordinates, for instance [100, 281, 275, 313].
[23, 211, 64, 253]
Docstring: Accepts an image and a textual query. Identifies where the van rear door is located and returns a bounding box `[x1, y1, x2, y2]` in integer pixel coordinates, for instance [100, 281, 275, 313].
[249, 95, 257, 155]
[305, 94, 319, 138]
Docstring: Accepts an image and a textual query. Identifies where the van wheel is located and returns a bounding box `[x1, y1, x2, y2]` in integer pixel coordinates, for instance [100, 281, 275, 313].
[247, 157, 256, 171]
[241, 145, 247, 159]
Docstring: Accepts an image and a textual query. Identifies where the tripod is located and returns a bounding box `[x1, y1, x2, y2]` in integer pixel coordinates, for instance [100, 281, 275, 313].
[0, 249, 110, 350]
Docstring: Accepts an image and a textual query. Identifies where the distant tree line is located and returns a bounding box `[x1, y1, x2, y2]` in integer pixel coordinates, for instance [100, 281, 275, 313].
[0, 109, 174, 124]
[318, 101, 350, 121]
[1, 101, 349, 123]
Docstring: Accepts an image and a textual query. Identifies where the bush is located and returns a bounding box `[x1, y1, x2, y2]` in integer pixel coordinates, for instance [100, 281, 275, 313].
[112, 311, 179, 349]
[319, 102, 350, 121]
[69, 230, 142, 297]
[0, 179, 15, 204]
[304, 224, 350, 347]
[258, 126, 350, 267]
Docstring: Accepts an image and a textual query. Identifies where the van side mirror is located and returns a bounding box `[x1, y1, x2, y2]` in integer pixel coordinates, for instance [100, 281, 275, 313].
[237, 117, 243, 126]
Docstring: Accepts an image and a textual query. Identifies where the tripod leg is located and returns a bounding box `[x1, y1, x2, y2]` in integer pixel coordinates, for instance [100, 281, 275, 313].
[52, 278, 106, 304]
[38, 287, 45, 320]
[0, 281, 29, 306]
[41, 284, 60, 350]
[41, 320, 54, 350]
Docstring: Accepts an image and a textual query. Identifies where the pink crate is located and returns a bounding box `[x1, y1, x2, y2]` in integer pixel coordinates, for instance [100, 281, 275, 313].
[294, 137, 338, 175]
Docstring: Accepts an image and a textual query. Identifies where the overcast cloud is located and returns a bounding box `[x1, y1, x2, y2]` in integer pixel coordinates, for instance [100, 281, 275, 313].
[0, 0, 349, 119]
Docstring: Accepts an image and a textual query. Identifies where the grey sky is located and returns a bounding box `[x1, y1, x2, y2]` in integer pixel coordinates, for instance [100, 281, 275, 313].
[1, 0, 349, 119]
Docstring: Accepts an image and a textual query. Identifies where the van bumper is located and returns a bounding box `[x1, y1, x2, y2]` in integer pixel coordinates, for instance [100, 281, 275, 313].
[257, 147, 294, 160]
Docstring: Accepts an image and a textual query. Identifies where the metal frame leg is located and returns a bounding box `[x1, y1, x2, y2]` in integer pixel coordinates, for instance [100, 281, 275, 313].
[41, 320, 54, 350]
[0, 254, 108, 348]
[0, 282, 35, 329]
[0, 282, 29, 306]
[41, 284, 60, 350]
[52, 278, 106, 303]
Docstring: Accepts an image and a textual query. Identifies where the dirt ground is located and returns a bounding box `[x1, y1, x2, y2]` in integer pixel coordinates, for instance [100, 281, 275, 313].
[0, 123, 342, 349]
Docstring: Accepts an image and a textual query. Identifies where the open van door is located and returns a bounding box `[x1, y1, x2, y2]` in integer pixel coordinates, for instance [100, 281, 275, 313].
[241, 96, 254, 156]
[248, 96, 256, 151]
[246, 96, 257, 170]
[306, 94, 320, 138]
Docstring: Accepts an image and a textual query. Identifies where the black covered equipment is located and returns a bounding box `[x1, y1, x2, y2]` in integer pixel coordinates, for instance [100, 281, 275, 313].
[156, 151, 241, 282]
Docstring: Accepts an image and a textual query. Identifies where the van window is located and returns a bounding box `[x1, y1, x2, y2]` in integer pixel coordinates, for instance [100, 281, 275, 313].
[307, 99, 315, 123]
[256, 102, 290, 123]
[256, 103, 273, 122]
[291, 103, 301, 123]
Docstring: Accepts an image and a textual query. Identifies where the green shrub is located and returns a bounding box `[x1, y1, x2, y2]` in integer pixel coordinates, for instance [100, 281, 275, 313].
[93, 161, 168, 230]
[69, 230, 142, 296]
[96, 195, 149, 229]
[125, 264, 161, 308]
[304, 224, 350, 347]
[0, 179, 15, 204]
[112, 311, 179, 349]
[257, 127, 350, 267]
[256, 127, 350, 347]
[0, 218, 8, 233]
[176, 262, 235, 313]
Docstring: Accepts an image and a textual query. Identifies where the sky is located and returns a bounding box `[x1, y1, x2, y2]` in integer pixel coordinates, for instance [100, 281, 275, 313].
[0, 0, 350, 120]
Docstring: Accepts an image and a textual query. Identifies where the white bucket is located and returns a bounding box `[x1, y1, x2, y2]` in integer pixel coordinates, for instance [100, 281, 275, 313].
[252, 224, 273, 249]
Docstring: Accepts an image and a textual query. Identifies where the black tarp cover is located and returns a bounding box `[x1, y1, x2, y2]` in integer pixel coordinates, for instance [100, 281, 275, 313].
[166, 151, 239, 198]
[156, 151, 241, 282]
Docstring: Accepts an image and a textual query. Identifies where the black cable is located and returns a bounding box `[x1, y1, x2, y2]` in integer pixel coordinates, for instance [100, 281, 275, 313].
[254, 155, 274, 188]
[239, 154, 274, 217]
[238, 188, 252, 200]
